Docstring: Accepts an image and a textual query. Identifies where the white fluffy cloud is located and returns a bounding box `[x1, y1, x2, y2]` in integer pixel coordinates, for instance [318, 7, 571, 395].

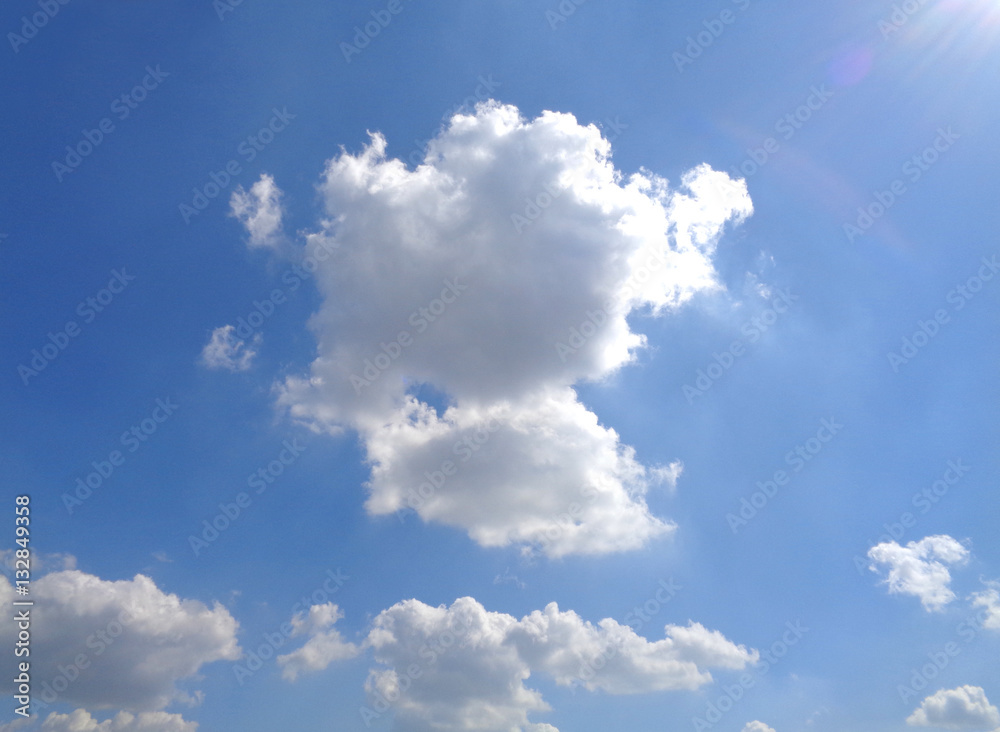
[0, 571, 240, 711]
[230, 173, 284, 248]
[742, 723, 777, 732]
[277, 603, 360, 681]
[970, 581, 1000, 630]
[1, 710, 198, 732]
[907, 686, 1000, 729]
[361, 596, 757, 732]
[200, 325, 260, 371]
[868, 535, 969, 611]
[277, 101, 751, 557]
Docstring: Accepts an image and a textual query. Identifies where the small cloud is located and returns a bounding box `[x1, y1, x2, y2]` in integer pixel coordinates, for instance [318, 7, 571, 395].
[742, 723, 777, 732]
[651, 460, 684, 493]
[907, 686, 1000, 729]
[277, 603, 360, 681]
[868, 534, 969, 612]
[230, 173, 284, 248]
[493, 567, 526, 589]
[744, 271, 772, 299]
[970, 579, 1000, 631]
[0, 550, 76, 577]
[152, 551, 172, 563]
[200, 325, 261, 372]
[806, 707, 831, 726]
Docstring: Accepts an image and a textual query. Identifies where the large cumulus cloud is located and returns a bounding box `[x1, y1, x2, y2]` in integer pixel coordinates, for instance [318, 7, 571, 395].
[0, 570, 239, 711]
[274, 101, 751, 557]
[356, 596, 756, 732]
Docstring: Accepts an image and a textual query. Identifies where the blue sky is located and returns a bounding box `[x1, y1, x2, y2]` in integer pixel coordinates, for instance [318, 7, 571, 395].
[2, 1, 999, 731]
